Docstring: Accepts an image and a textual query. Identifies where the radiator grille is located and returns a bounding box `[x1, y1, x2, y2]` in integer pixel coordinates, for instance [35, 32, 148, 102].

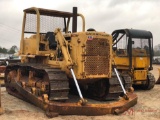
[84, 38, 110, 75]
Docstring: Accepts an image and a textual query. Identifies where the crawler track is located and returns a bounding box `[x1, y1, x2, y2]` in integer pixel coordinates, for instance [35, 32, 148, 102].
[5, 63, 69, 101]
[86, 72, 132, 100]
[142, 72, 155, 90]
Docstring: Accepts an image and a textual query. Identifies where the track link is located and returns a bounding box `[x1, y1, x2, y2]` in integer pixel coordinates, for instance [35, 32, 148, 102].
[142, 72, 155, 90]
[121, 73, 132, 90]
[105, 72, 123, 100]
[45, 68, 69, 100]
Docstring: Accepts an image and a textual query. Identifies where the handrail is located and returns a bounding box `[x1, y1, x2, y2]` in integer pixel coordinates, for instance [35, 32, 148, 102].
[78, 13, 85, 32]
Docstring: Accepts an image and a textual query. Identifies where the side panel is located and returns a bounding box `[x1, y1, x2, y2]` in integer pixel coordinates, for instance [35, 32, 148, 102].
[134, 70, 147, 80]
[114, 57, 149, 69]
[23, 36, 37, 55]
[114, 57, 129, 67]
[133, 57, 149, 68]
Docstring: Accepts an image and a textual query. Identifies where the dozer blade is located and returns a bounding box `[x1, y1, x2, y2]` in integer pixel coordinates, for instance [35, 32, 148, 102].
[0, 84, 4, 115]
[7, 81, 138, 117]
[156, 68, 160, 84]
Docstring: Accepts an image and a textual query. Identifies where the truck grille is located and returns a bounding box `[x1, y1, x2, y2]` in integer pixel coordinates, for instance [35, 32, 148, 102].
[84, 38, 110, 75]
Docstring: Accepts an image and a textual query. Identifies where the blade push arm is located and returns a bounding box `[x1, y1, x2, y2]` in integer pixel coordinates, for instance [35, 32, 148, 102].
[54, 28, 73, 69]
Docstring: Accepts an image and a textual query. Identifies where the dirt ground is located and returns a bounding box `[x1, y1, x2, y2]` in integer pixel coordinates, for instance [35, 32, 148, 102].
[0, 65, 160, 120]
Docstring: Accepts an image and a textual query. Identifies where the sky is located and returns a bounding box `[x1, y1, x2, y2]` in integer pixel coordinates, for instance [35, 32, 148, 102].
[0, 0, 160, 49]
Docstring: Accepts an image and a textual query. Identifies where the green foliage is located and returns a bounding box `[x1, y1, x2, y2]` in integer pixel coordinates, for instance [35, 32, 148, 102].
[0, 47, 8, 53]
[0, 45, 18, 54]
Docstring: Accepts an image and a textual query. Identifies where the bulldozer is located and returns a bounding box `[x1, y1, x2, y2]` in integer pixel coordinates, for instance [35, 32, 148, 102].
[112, 29, 155, 89]
[4, 7, 137, 117]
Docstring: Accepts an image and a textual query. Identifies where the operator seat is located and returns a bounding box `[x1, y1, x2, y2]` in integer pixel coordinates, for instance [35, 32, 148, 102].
[45, 32, 57, 50]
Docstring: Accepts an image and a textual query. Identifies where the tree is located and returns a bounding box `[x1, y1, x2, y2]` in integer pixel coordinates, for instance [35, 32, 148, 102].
[8, 45, 18, 54]
[153, 44, 160, 56]
[2, 48, 8, 53]
[0, 47, 8, 53]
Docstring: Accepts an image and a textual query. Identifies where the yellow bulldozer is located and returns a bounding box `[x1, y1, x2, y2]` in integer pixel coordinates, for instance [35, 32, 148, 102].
[112, 29, 155, 89]
[4, 7, 137, 117]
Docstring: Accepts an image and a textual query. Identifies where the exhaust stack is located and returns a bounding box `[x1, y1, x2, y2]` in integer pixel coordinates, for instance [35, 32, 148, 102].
[72, 7, 77, 33]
